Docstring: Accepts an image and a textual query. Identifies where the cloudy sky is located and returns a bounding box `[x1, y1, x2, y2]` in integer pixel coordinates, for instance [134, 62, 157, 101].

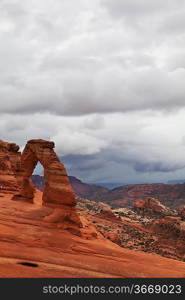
[1, 0, 185, 185]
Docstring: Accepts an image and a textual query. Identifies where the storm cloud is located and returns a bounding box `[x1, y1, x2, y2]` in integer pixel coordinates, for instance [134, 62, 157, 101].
[1, 0, 185, 183]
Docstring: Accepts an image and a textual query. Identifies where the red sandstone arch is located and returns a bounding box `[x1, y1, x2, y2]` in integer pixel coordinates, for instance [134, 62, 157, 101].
[15, 139, 76, 207]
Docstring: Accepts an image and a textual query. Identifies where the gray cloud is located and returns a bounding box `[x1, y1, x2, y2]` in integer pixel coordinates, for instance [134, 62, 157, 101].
[103, 0, 183, 18]
[1, 110, 185, 184]
[133, 161, 185, 173]
[1, 0, 185, 183]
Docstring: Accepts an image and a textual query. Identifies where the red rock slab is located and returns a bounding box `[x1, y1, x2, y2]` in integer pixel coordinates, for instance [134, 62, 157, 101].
[0, 194, 184, 278]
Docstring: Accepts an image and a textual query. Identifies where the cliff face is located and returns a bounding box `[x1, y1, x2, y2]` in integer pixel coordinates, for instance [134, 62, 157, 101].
[0, 140, 21, 193]
[75, 182, 185, 209]
[106, 184, 185, 209]
[79, 182, 185, 209]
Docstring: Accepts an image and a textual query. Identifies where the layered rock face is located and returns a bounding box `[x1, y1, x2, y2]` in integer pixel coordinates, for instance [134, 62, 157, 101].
[0, 140, 21, 193]
[106, 184, 185, 209]
[12, 139, 81, 226]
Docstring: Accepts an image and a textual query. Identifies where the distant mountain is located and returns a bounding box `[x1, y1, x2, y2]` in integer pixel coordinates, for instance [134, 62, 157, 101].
[31, 175, 109, 199]
[68, 176, 109, 198]
[90, 182, 125, 189]
[32, 175, 185, 209]
[167, 179, 185, 184]
[101, 183, 185, 209]
[31, 175, 44, 191]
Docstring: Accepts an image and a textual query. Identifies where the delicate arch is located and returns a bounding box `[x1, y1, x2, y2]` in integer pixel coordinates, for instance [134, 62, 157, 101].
[16, 139, 76, 207]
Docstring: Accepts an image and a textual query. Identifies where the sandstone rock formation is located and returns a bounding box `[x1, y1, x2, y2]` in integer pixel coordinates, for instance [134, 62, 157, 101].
[12, 139, 81, 226]
[0, 140, 21, 193]
[178, 206, 185, 219]
[134, 197, 173, 216]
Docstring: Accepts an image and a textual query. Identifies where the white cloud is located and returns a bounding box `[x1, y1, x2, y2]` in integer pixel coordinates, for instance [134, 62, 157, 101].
[0, 0, 185, 115]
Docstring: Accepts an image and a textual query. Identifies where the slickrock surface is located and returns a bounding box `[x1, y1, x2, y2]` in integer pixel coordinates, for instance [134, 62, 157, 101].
[0, 192, 185, 278]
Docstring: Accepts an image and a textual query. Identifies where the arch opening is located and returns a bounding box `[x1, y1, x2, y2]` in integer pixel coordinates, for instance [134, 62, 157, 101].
[32, 162, 45, 192]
